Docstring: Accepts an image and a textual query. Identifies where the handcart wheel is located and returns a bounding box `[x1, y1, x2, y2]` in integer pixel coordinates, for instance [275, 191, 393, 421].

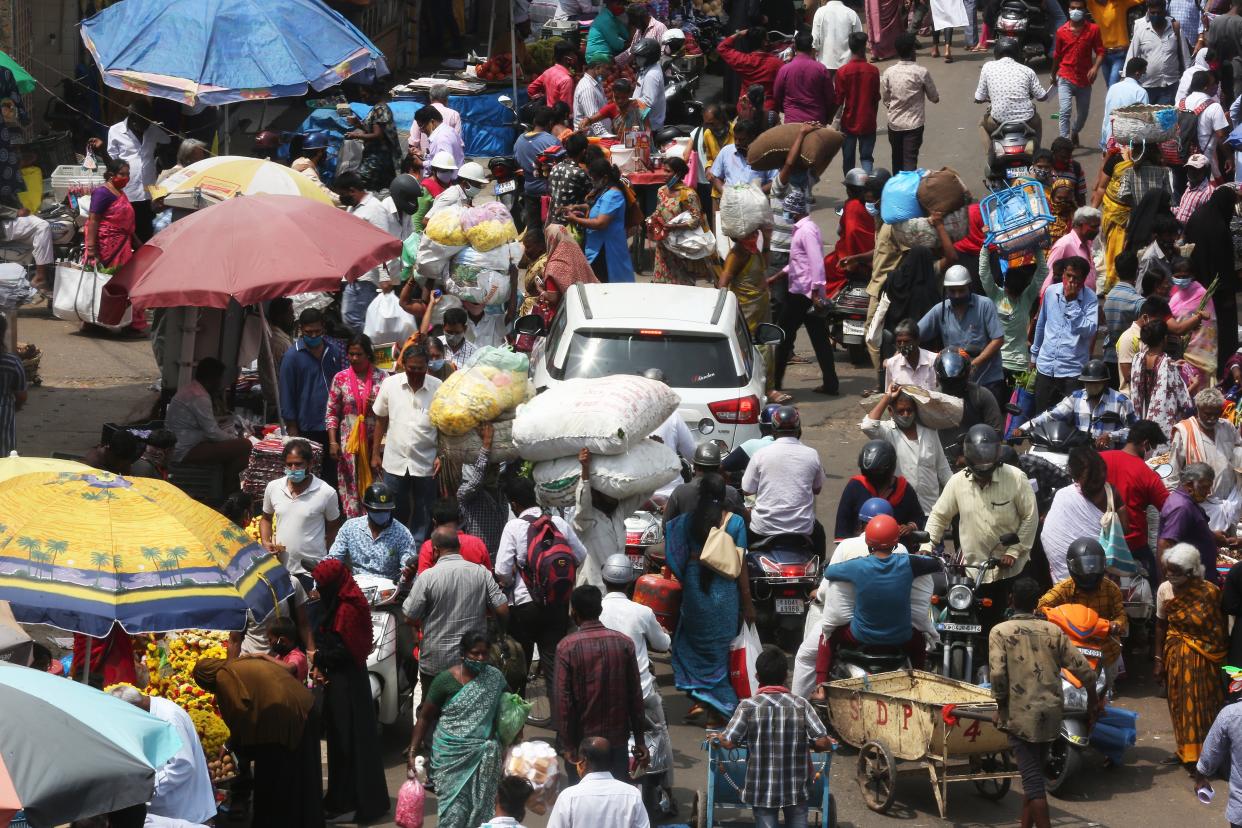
[857, 740, 897, 813]
[826, 792, 838, 828]
[971, 751, 1014, 800]
[692, 789, 707, 828]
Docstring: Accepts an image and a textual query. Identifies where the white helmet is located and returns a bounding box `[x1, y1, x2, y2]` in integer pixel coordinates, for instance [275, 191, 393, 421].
[943, 264, 971, 287]
[660, 28, 685, 44]
[601, 553, 636, 585]
[843, 167, 869, 187]
[428, 150, 458, 172]
[457, 160, 491, 185]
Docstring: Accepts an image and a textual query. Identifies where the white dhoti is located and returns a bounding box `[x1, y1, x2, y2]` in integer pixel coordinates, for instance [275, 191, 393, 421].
[1, 215, 52, 265]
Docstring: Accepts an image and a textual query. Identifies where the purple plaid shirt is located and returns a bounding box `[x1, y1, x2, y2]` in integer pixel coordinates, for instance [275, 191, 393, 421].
[554, 620, 646, 751]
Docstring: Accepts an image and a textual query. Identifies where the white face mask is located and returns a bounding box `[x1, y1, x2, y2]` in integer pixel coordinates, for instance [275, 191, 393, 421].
[461, 182, 481, 199]
[1069, 8, 1086, 20]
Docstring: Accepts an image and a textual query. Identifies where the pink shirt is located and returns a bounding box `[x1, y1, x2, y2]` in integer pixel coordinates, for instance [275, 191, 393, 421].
[407, 102, 463, 151]
[786, 215, 827, 298]
[1041, 228, 1097, 294]
[528, 64, 575, 109]
[277, 648, 309, 682]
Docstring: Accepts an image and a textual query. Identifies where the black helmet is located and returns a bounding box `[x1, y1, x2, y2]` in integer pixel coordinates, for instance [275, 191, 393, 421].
[962, 424, 1002, 476]
[858, 439, 897, 482]
[693, 441, 722, 468]
[934, 350, 970, 395]
[632, 37, 661, 65]
[389, 173, 423, 216]
[1066, 537, 1107, 590]
[363, 482, 397, 511]
[771, 405, 801, 435]
[1078, 358, 1109, 384]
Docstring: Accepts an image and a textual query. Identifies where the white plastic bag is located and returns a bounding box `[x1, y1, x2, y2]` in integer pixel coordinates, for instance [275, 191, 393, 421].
[336, 138, 364, 175]
[456, 243, 514, 272]
[363, 290, 414, 345]
[865, 293, 889, 351]
[513, 375, 680, 461]
[53, 262, 131, 329]
[719, 184, 772, 240]
[0, 263, 36, 307]
[728, 622, 762, 699]
[664, 226, 716, 260]
[415, 233, 466, 284]
[503, 741, 563, 815]
[532, 439, 681, 507]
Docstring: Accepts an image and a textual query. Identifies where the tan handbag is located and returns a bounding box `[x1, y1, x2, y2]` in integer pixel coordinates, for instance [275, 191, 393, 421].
[699, 511, 743, 579]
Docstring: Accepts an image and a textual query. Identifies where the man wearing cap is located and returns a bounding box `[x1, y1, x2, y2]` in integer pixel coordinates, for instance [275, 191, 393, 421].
[327, 482, 418, 581]
[574, 57, 614, 137]
[1030, 255, 1099, 415]
[917, 266, 1005, 400]
[663, 442, 748, 527]
[1175, 153, 1218, 223]
[599, 553, 674, 796]
[1014, 359, 1136, 448]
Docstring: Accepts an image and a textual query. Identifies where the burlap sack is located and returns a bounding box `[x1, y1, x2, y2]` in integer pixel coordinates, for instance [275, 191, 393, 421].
[917, 167, 969, 215]
[747, 125, 845, 176]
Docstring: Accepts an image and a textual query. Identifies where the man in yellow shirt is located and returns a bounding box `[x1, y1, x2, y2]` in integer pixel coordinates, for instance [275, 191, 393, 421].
[1087, 0, 1146, 84]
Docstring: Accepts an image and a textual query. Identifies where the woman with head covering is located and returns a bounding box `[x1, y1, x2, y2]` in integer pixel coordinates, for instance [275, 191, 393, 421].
[1155, 541, 1227, 770]
[1047, 177, 1077, 244]
[1185, 186, 1240, 374]
[1132, 319, 1194, 445]
[191, 656, 321, 825]
[310, 558, 390, 823]
[1166, 256, 1215, 395]
[539, 223, 601, 307]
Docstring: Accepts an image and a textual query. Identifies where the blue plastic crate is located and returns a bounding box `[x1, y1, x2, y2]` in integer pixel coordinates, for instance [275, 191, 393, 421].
[980, 183, 1054, 254]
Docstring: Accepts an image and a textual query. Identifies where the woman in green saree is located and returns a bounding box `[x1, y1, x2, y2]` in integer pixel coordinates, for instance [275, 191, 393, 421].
[409, 632, 508, 828]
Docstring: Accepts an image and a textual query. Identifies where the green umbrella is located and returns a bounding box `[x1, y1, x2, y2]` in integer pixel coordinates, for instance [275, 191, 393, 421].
[0, 51, 34, 95]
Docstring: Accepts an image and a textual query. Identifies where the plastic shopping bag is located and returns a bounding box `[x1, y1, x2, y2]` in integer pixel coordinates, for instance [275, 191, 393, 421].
[495, 692, 532, 746]
[363, 290, 414, 345]
[1100, 490, 1137, 575]
[664, 226, 716, 260]
[394, 762, 426, 828]
[728, 623, 761, 700]
[54, 262, 131, 329]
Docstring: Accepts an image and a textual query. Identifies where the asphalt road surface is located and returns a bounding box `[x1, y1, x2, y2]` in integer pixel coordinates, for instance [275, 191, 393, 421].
[13, 48, 1229, 828]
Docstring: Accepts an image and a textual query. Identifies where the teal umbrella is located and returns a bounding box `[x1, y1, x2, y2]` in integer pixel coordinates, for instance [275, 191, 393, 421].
[0, 52, 34, 95]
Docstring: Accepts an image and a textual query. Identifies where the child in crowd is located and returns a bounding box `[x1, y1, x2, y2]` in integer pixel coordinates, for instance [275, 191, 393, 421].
[262, 616, 309, 682]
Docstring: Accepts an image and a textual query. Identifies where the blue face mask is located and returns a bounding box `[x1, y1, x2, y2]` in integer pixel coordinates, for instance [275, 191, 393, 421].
[285, 467, 308, 483]
[369, 509, 393, 526]
[1172, 276, 1194, 287]
[302, 334, 323, 349]
[428, 358, 446, 371]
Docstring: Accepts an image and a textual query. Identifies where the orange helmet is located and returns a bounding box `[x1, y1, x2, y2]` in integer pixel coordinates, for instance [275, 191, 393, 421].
[864, 514, 900, 552]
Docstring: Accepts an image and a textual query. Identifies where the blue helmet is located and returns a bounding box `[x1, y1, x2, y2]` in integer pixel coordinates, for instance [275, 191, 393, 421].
[758, 403, 782, 435]
[301, 132, 329, 150]
[858, 497, 894, 527]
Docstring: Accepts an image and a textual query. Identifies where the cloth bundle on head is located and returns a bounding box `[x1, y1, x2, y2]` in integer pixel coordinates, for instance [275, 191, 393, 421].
[192, 657, 314, 750]
[782, 188, 808, 217]
[311, 558, 374, 669]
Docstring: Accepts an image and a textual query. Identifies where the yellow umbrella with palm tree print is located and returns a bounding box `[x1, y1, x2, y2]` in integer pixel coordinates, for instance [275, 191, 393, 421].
[0, 469, 291, 635]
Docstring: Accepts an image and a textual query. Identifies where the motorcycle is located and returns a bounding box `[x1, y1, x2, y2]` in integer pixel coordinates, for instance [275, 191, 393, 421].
[629, 722, 675, 817]
[932, 532, 1020, 684]
[488, 156, 525, 232]
[747, 534, 821, 651]
[354, 571, 417, 728]
[995, 0, 1052, 65]
[664, 63, 703, 128]
[626, 497, 666, 580]
[823, 277, 871, 366]
[1006, 411, 1122, 473]
[985, 119, 1038, 191]
[1040, 602, 1111, 794]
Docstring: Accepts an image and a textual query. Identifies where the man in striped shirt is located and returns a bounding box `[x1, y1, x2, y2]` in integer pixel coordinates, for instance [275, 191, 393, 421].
[1174, 154, 1216, 223]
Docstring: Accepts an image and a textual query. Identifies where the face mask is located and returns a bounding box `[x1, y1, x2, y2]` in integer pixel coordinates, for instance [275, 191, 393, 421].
[894, 412, 917, 429]
[864, 201, 878, 216]
[369, 509, 393, 526]
[302, 334, 323, 349]
[445, 333, 466, 349]
[461, 182, 481, 199]
[436, 171, 454, 184]
[1084, 382, 1106, 397]
[285, 467, 308, 483]
[463, 658, 486, 675]
[1149, 11, 1166, 24]
[1033, 168, 1051, 182]
[427, 358, 446, 371]
[1069, 8, 1086, 19]
[898, 343, 917, 357]
[112, 175, 130, 189]
[1172, 275, 1194, 287]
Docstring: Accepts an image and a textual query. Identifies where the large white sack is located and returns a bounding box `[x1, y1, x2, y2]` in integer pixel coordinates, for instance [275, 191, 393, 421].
[718, 183, 771, 240]
[533, 439, 681, 507]
[513, 375, 680, 461]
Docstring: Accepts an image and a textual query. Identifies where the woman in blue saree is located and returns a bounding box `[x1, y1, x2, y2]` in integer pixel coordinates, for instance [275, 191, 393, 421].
[665, 473, 756, 728]
[408, 632, 508, 828]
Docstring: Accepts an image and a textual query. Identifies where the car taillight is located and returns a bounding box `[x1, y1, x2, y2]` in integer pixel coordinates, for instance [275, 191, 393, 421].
[708, 395, 760, 424]
[626, 531, 643, 545]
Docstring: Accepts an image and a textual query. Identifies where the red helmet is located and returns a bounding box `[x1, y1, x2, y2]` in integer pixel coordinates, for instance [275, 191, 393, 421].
[253, 130, 281, 150]
[864, 514, 900, 552]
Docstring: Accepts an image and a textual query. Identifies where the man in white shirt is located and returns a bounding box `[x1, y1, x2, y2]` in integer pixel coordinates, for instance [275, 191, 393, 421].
[741, 407, 827, 559]
[1180, 69, 1231, 178]
[1126, 0, 1190, 104]
[417, 104, 466, 175]
[884, 319, 939, 391]
[334, 171, 398, 334]
[574, 448, 650, 588]
[574, 57, 614, 137]
[260, 438, 342, 577]
[599, 555, 674, 791]
[811, 0, 863, 73]
[100, 104, 170, 240]
[975, 38, 1053, 151]
[108, 685, 217, 825]
[547, 737, 651, 828]
[495, 473, 589, 691]
[371, 341, 442, 546]
[633, 39, 668, 131]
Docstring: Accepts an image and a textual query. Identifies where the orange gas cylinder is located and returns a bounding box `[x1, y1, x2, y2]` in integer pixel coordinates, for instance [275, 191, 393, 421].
[634, 571, 682, 631]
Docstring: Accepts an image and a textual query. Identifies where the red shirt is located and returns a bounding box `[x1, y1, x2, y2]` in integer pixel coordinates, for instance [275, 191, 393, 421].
[417, 532, 493, 574]
[276, 648, 309, 682]
[1054, 22, 1104, 87]
[1102, 449, 1168, 551]
[528, 63, 575, 109]
[72, 626, 138, 686]
[835, 57, 881, 135]
[824, 198, 876, 296]
[953, 203, 986, 255]
[717, 34, 784, 111]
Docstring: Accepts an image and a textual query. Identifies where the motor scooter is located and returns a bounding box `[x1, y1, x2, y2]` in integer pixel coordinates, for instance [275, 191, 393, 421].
[626, 497, 666, 580]
[354, 571, 416, 728]
[1040, 602, 1111, 793]
[931, 532, 1021, 684]
[823, 277, 871, 366]
[488, 156, 525, 232]
[995, 0, 1053, 65]
[984, 119, 1038, 192]
[1008, 410, 1124, 472]
[747, 534, 820, 651]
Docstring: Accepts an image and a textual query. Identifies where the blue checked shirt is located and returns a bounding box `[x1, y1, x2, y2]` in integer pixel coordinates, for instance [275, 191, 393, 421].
[1170, 0, 1200, 49]
[327, 515, 417, 581]
[721, 690, 829, 808]
[1030, 283, 1098, 378]
[1022, 387, 1136, 446]
[1102, 281, 1143, 363]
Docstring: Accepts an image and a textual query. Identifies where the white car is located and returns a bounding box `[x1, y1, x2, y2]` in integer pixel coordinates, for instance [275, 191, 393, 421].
[523, 283, 783, 451]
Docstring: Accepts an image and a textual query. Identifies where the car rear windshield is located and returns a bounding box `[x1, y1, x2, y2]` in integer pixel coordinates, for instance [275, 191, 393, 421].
[555, 329, 741, 387]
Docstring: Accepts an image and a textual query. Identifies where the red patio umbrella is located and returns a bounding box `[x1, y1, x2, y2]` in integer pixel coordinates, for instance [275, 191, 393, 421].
[99, 194, 401, 324]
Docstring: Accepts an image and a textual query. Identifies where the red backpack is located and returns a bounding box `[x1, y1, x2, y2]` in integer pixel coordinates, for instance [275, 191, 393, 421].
[520, 514, 578, 606]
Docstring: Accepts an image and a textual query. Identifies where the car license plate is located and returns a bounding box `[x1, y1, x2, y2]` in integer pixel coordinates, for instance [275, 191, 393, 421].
[775, 597, 804, 615]
[1078, 647, 1103, 659]
[842, 319, 866, 336]
[937, 622, 983, 633]
[495, 179, 517, 195]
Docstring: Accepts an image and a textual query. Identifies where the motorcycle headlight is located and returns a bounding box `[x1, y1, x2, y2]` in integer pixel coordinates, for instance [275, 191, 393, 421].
[948, 584, 974, 611]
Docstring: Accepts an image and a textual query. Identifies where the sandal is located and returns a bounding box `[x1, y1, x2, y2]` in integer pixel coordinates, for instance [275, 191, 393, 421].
[768, 390, 794, 404]
[787, 353, 811, 365]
